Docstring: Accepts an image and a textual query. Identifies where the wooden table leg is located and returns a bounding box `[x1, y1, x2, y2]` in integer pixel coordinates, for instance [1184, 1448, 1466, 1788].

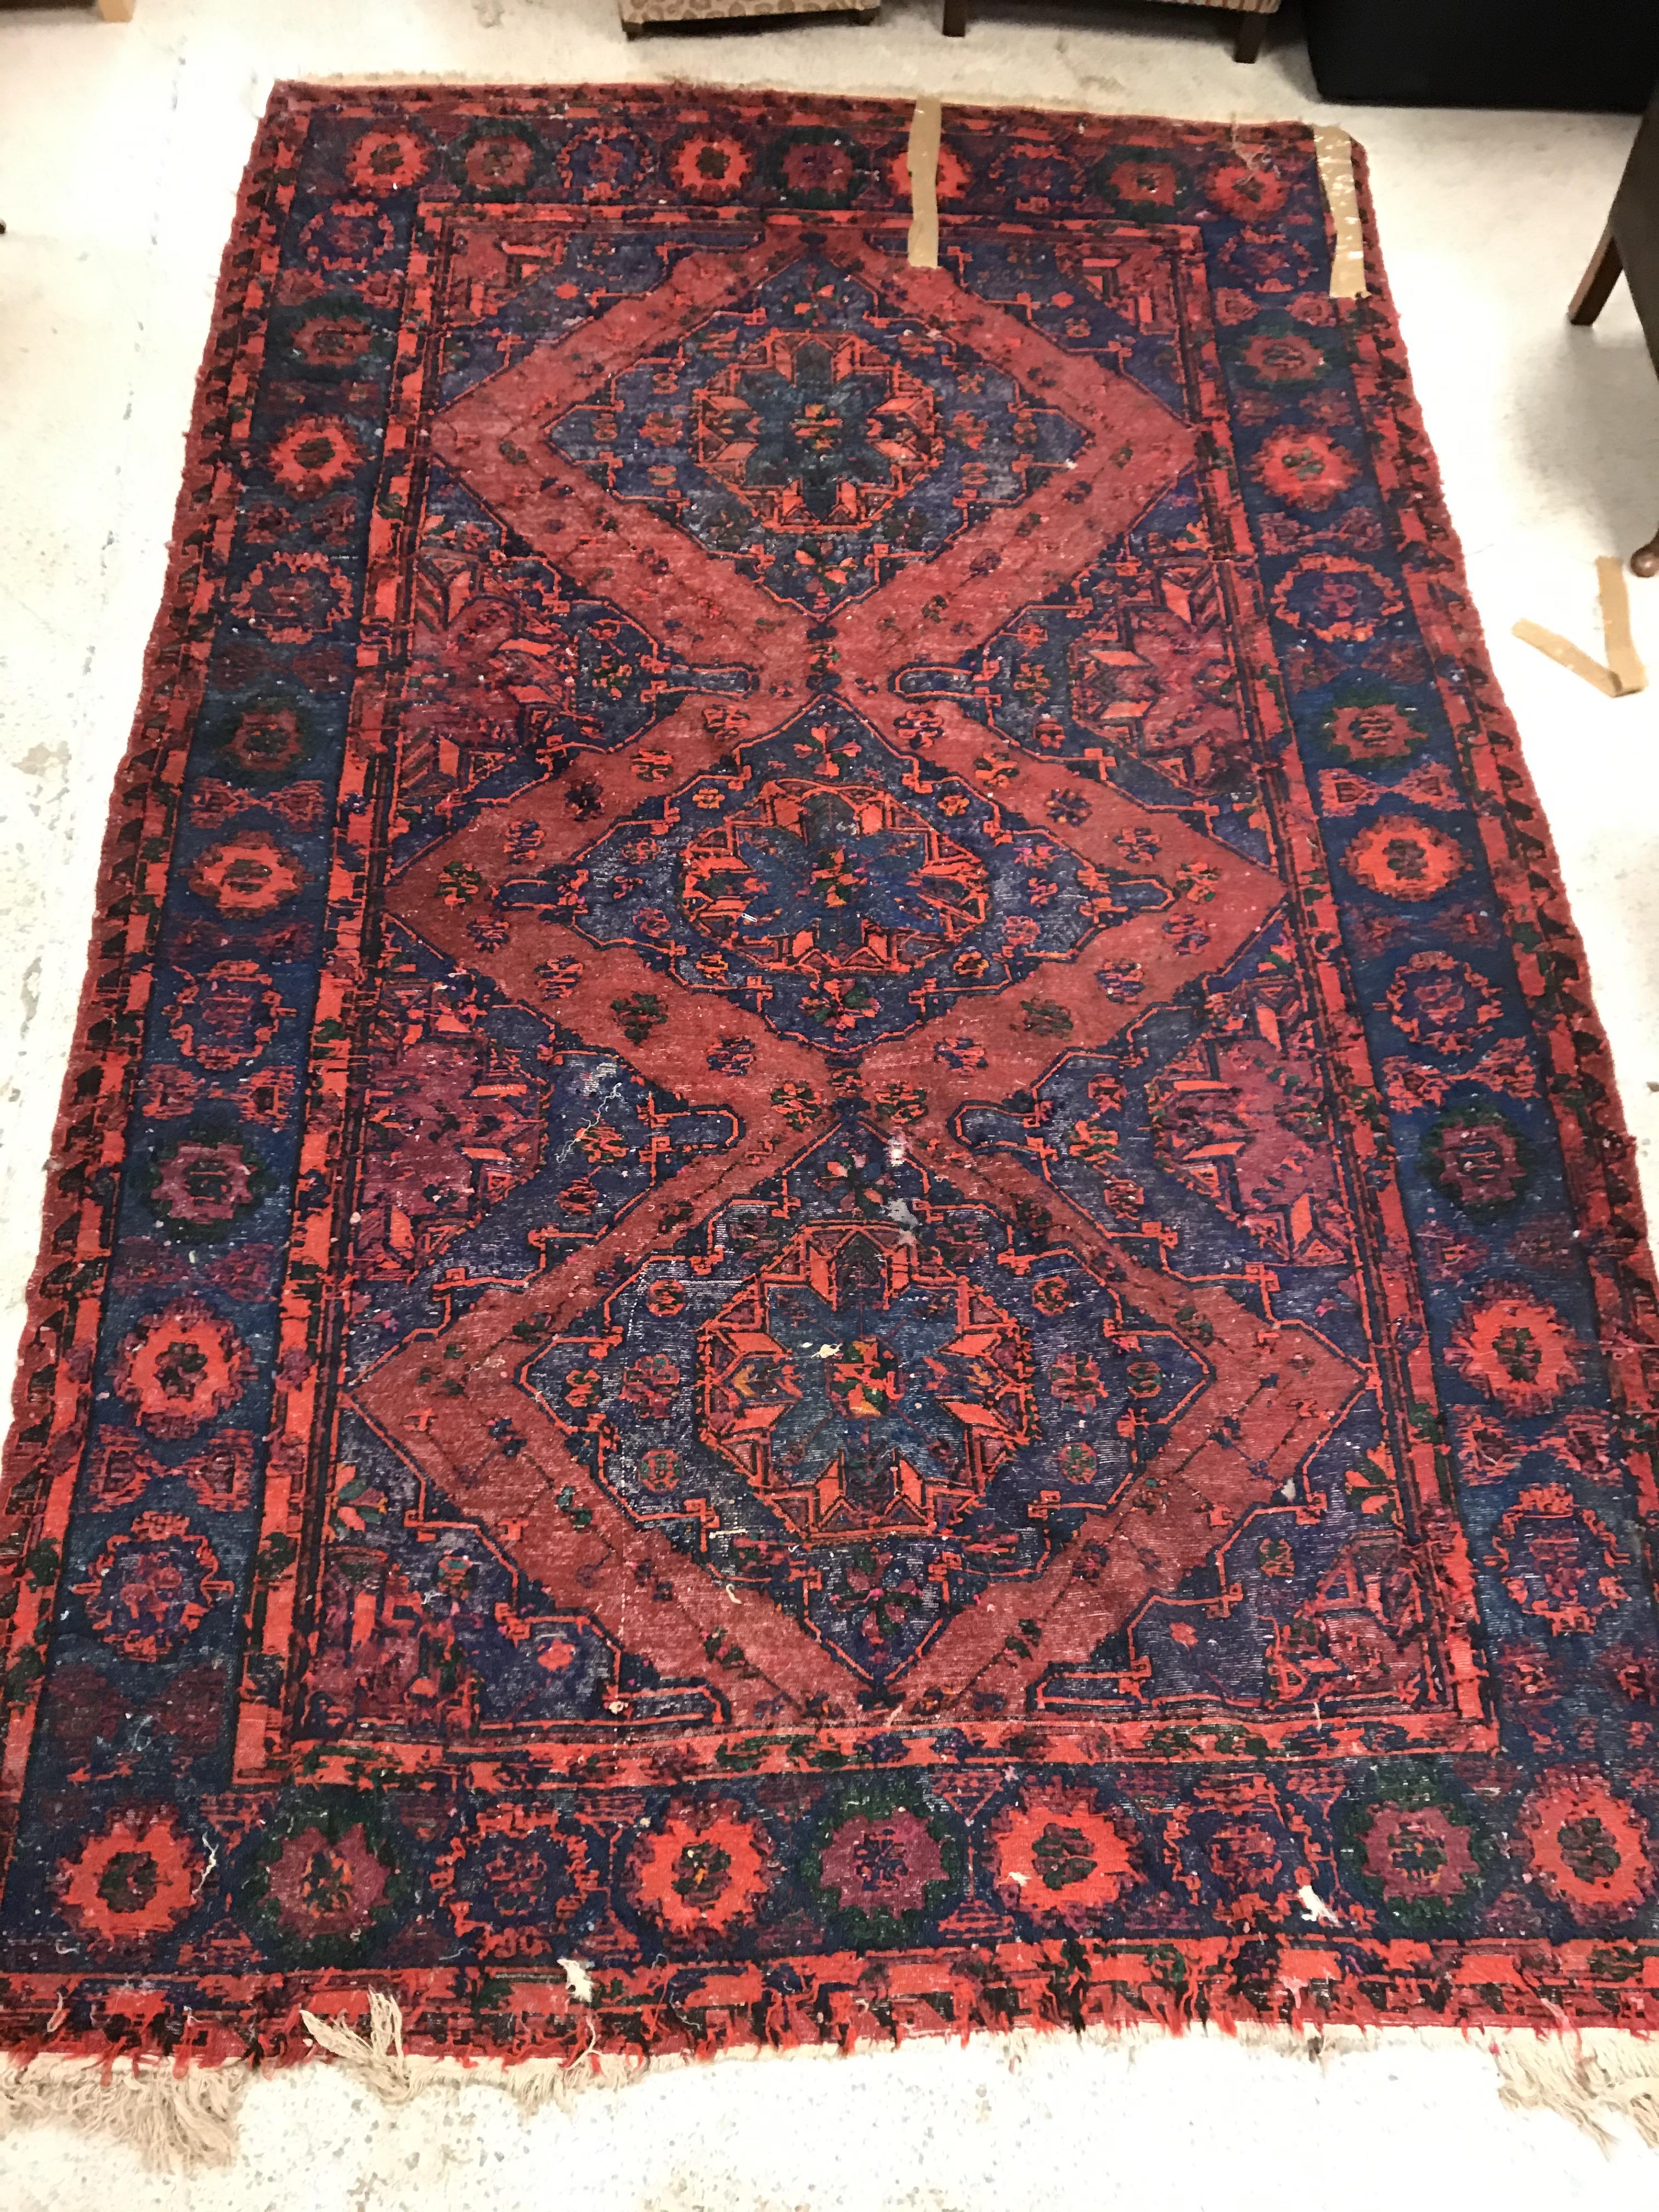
[943, 0, 968, 36]
[1570, 223, 1624, 325]
[95, 0, 136, 19]
[1233, 10, 1267, 60]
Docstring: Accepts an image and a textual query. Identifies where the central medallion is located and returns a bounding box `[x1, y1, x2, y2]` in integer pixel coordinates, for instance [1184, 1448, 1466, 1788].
[698, 1221, 1035, 1549]
[499, 698, 1174, 1047]
[547, 255, 1086, 613]
[690, 329, 941, 535]
[524, 1118, 1212, 1683]
[677, 778, 991, 986]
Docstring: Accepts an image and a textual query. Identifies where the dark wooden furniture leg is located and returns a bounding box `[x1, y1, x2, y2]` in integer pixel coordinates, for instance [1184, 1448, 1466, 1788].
[943, 0, 968, 36]
[1233, 10, 1268, 60]
[1570, 224, 1624, 325]
[1569, 93, 1659, 574]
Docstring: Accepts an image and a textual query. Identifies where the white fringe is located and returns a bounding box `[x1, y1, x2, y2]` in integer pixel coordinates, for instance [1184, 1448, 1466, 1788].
[301, 1988, 644, 2115]
[0, 2052, 247, 2170]
[292, 1999, 1659, 2159]
[4, 2002, 1658, 2168]
[1493, 2030, 1659, 2153]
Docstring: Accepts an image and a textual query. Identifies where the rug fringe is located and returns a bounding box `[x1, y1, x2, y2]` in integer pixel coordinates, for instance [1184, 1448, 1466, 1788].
[1, 2007, 1656, 2168]
[293, 1999, 1659, 2160]
[1493, 2030, 1659, 2153]
[300, 1988, 422, 2105]
[300, 1989, 644, 2117]
[0, 2054, 247, 2170]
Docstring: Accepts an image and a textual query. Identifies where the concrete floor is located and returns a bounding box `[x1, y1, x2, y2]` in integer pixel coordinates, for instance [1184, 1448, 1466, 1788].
[3, 0, 1659, 2200]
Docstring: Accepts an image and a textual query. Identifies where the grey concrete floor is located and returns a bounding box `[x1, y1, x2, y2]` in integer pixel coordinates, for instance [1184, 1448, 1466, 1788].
[3, 0, 1659, 2199]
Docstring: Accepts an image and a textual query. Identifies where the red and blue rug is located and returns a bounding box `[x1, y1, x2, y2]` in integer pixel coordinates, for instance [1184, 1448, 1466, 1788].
[4, 83, 1658, 2072]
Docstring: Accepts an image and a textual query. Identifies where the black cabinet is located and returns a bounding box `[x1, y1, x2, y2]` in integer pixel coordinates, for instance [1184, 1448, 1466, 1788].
[1303, 0, 1659, 114]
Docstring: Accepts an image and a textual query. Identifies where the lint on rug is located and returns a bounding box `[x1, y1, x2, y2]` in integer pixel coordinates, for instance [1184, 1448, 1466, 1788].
[4, 83, 1659, 2093]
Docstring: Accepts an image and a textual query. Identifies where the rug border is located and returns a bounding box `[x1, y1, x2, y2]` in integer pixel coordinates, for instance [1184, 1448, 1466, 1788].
[2, 83, 1657, 2069]
[0, 89, 309, 1815]
[1344, 134, 1659, 1460]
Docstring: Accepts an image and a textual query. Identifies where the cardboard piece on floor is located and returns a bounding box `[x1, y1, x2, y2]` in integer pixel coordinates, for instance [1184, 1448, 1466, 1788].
[1598, 554, 1647, 696]
[1513, 557, 1649, 699]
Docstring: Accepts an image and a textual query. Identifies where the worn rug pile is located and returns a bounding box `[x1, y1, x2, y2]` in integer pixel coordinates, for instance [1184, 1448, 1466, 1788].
[5, 84, 1659, 2090]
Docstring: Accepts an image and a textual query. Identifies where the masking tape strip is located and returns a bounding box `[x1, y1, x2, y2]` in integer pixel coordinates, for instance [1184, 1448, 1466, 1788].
[1513, 558, 1648, 699]
[1598, 555, 1648, 696]
[1312, 126, 1366, 301]
[1513, 619, 1622, 698]
[907, 98, 942, 270]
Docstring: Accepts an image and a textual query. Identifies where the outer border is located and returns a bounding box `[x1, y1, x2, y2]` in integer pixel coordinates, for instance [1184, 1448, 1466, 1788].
[1343, 139, 1659, 1441]
[0, 90, 309, 1819]
[0, 87, 1656, 2069]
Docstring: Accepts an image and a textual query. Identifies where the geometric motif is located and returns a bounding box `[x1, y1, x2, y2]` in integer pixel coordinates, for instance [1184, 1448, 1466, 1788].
[550, 255, 1086, 614]
[501, 699, 1174, 1047]
[527, 1118, 1209, 1680]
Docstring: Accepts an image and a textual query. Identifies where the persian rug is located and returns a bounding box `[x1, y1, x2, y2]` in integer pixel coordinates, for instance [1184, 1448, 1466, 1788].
[5, 83, 1659, 2087]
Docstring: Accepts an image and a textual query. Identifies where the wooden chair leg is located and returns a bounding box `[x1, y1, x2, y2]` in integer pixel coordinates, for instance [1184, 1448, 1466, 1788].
[1570, 223, 1623, 325]
[95, 0, 136, 19]
[1233, 10, 1268, 60]
[1633, 524, 1659, 579]
[943, 0, 968, 36]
